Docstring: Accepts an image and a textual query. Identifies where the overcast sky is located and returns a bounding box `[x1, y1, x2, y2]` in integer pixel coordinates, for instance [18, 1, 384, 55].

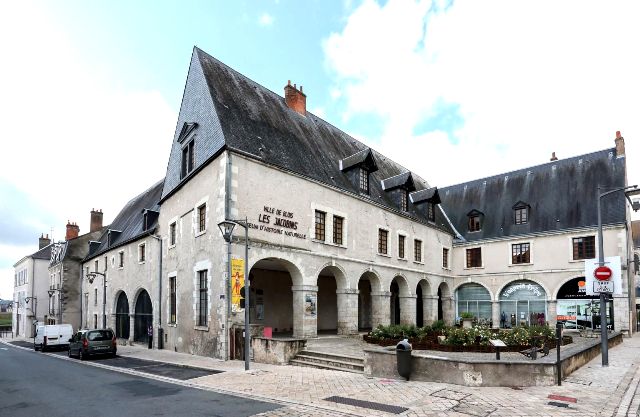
[1, 0, 639, 299]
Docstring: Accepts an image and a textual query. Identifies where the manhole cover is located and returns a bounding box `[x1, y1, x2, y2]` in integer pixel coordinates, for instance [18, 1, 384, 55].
[324, 396, 408, 414]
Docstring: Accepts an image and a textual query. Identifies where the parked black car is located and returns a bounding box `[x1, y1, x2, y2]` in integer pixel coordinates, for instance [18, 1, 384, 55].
[68, 329, 117, 360]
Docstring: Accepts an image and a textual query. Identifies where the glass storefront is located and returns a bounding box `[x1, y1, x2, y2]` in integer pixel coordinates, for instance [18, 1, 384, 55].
[556, 277, 614, 330]
[455, 283, 492, 323]
[499, 280, 547, 327]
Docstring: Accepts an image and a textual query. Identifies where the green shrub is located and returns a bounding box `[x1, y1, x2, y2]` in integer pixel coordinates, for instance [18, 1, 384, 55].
[460, 312, 475, 319]
[445, 325, 493, 346]
[430, 320, 447, 333]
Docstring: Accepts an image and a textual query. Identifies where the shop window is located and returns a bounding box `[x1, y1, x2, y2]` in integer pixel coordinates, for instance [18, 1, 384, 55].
[456, 283, 492, 322]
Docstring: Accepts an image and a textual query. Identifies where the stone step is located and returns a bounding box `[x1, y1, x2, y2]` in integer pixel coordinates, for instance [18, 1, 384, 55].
[297, 349, 364, 363]
[289, 359, 364, 374]
[294, 354, 364, 371]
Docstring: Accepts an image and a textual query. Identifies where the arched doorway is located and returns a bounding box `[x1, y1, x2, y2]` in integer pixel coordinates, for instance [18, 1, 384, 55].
[316, 265, 348, 335]
[358, 271, 379, 330]
[134, 290, 152, 343]
[416, 280, 430, 327]
[390, 276, 411, 325]
[115, 291, 130, 339]
[455, 283, 491, 325]
[437, 282, 451, 323]
[499, 280, 546, 327]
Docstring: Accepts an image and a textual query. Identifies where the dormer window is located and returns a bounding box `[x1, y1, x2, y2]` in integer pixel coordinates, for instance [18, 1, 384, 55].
[359, 167, 369, 193]
[513, 202, 529, 225]
[400, 189, 408, 211]
[427, 203, 435, 222]
[181, 140, 195, 179]
[467, 210, 483, 232]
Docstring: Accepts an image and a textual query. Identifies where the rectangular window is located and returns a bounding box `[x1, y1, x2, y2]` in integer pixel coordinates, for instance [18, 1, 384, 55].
[139, 243, 146, 262]
[94, 260, 99, 272]
[359, 167, 369, 193]
[181, 140, 195, 179]
[427, 203, 435, 222]
[169, 276, 177, 324]
[443, 248, 449, 268]
[378, 229, 388, 255]
[169, 222, 177, 246]
[332, 215, 343, 245]
[468, 215, 481, 232]
[198, 270, 208, 326]
[466, 247, 482, 268]
[118, 251, 124, 268]
[398, 235, 405, 258]
[400, 189, 408, 212]
[515, 207, 528, 224]
[197, 204, 206, 233]
[512, 243, 531, 264]
[94, 288, 98, 306]
[573, 236, 595, 260]
[84, 294, 89, 328]
[94, 314, 98, 329]
[414, 239, 422, 262]
[85, 267, 89, 279]
[315, 210, 326, 241]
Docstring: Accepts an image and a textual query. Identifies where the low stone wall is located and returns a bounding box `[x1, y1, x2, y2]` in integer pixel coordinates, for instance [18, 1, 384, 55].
[364, 332, 623, 387]
[252, 337, 306, 365]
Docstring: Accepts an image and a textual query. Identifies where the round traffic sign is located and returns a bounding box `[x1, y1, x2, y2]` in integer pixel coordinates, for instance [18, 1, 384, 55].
[594, 265, 612, 281]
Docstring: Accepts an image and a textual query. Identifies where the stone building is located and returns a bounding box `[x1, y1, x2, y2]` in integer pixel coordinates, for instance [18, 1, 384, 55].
[81, 180, 162, 345]
[440, 135, 637, 334]
[12, 234, 52, 337]
[156, 47, 455, 358]
[48, 211, 105, 329]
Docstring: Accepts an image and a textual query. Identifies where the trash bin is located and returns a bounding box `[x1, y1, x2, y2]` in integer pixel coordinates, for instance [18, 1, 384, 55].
[157, 327, 164, 350]
[396, 338, 412, 380]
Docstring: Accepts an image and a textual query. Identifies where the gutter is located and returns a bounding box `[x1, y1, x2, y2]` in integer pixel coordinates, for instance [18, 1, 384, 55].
[224, 150, 232, 360]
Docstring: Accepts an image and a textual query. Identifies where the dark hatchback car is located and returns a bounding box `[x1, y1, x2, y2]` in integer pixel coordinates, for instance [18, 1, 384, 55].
[68, 329, 117, 360]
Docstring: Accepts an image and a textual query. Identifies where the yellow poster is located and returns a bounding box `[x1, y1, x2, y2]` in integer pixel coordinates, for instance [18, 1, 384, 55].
[231, 258, 245, 312]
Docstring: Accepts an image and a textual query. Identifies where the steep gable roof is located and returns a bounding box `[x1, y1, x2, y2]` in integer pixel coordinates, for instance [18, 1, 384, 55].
[84, 179, 164, 261]
[439, 148, 627, 242]
[160, 47, 455, 233]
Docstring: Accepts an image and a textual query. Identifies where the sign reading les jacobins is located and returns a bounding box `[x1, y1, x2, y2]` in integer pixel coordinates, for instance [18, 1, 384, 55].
[248, 206, 307, 240]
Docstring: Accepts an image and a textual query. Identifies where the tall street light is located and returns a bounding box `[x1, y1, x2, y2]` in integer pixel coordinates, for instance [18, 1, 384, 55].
[218, 218, 250, 371]
[86, 271, 107, 329]
[596, 184, 638, 366]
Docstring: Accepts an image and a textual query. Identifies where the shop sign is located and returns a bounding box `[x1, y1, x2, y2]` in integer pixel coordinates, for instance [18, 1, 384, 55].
[501, 282, 543, 298]
[557, 315, 576, 321]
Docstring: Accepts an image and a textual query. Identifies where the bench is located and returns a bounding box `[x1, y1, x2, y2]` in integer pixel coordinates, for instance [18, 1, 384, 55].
[519, 337, 550, 360]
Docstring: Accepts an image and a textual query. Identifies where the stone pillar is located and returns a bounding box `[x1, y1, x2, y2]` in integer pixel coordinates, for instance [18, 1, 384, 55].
[399, 296, 417, 325]
[423, 296, 438, 325]
[371, 291, 391, 328]
[336, 289, 358, 335]
[547, 300, 557, 328]
[492, 301, 500, 329]
[442, 296, 455, 326]
[128, 314, 135, 344]
[292, 285, 318, 338]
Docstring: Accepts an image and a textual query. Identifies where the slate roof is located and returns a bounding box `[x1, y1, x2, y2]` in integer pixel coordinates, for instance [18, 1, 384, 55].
[31, 244, 52, 260]
[410, 187, 441, 204]
[339, 148, 378, 172]
[439, 148, 627, 242]
[161, 47, 454, 232]
[84, 179, 164, 261]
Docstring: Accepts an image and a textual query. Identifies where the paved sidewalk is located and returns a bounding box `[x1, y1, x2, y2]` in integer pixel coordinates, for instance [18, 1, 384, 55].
[6, 334, 640, 416]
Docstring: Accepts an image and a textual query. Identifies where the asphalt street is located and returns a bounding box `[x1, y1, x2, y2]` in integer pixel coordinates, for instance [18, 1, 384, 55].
[0, 343, 282, 417]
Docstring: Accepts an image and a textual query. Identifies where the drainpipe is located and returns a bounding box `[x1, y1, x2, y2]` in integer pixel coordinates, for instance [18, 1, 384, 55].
[150, 233, 163, 349]
[225, 150, 232, 360]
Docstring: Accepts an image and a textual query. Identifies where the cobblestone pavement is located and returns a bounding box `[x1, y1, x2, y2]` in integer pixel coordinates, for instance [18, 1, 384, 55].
[6, 334, 640, 416]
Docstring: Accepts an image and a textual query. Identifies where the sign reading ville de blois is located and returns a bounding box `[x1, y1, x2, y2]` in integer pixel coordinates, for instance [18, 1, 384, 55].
[248, 206, 307, 240]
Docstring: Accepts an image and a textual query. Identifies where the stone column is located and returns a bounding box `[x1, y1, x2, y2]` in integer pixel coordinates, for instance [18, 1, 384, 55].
[442, 296, 455, 326]
[492, 301, 500, 329]
[399, 296, 417, 325]
[371, 291, 391, 328]
[547, 300, 557, 328]
[336, 289, 359, 335]
[423, 296, 438, 325]
[128, 314, 135, 344]
[292, 285, 318, 338]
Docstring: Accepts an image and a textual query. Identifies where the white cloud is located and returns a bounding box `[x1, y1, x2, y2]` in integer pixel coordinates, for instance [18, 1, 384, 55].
[259, 12, 275, 27]
[0, 2, 176, 296]
[324, 0, 640, 219]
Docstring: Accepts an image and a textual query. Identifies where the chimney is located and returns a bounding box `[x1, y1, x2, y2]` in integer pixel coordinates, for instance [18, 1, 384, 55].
[90, 208, 103, 233]
[65, 221, 80, 241]
[550, 152, 558, 161]
[38, 233, 51, 249]
[284, 80, 306, 115]
[615, 130, 625, 157]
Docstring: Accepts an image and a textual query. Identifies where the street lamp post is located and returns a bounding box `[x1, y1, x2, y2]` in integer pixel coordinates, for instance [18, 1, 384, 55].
[218, 218, 250, 371]
[24, 297, 38, 339]
[596, 184, 638, 366]
[86, 271, 107, 329]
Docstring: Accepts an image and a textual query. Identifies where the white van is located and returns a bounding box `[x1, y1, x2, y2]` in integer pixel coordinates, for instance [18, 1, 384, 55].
[34, 323, 74, 351]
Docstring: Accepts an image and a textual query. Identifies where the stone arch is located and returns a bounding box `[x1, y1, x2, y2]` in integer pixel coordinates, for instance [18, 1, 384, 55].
[356, 267, 383, 292]
[316, 263, 348, 334]
[437, 281, 453, 324]
[416, 279, 431, 327]
[496, 278, 551, 301]
[315, 262, 348, 290]
[132, 288, 152, 344]
[357, 270, 382, 330]
[552, 275, 586, 300]
[249, 256, 303, 287]
[390, 275, 413, 325]
[114, 290, 130, 339]
[452, 281, 495, 301]
[497, 279, 548, 327]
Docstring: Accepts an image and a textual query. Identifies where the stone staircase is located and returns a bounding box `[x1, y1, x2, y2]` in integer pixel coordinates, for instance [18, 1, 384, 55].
[289, 349, 364, 374]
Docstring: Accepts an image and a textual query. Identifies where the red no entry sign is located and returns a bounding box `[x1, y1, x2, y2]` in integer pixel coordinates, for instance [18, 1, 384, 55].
[594, 265, 613, 281]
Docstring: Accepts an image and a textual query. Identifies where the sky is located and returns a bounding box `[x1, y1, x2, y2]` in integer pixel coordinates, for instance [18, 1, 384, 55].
[1, 0, 639, 299]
